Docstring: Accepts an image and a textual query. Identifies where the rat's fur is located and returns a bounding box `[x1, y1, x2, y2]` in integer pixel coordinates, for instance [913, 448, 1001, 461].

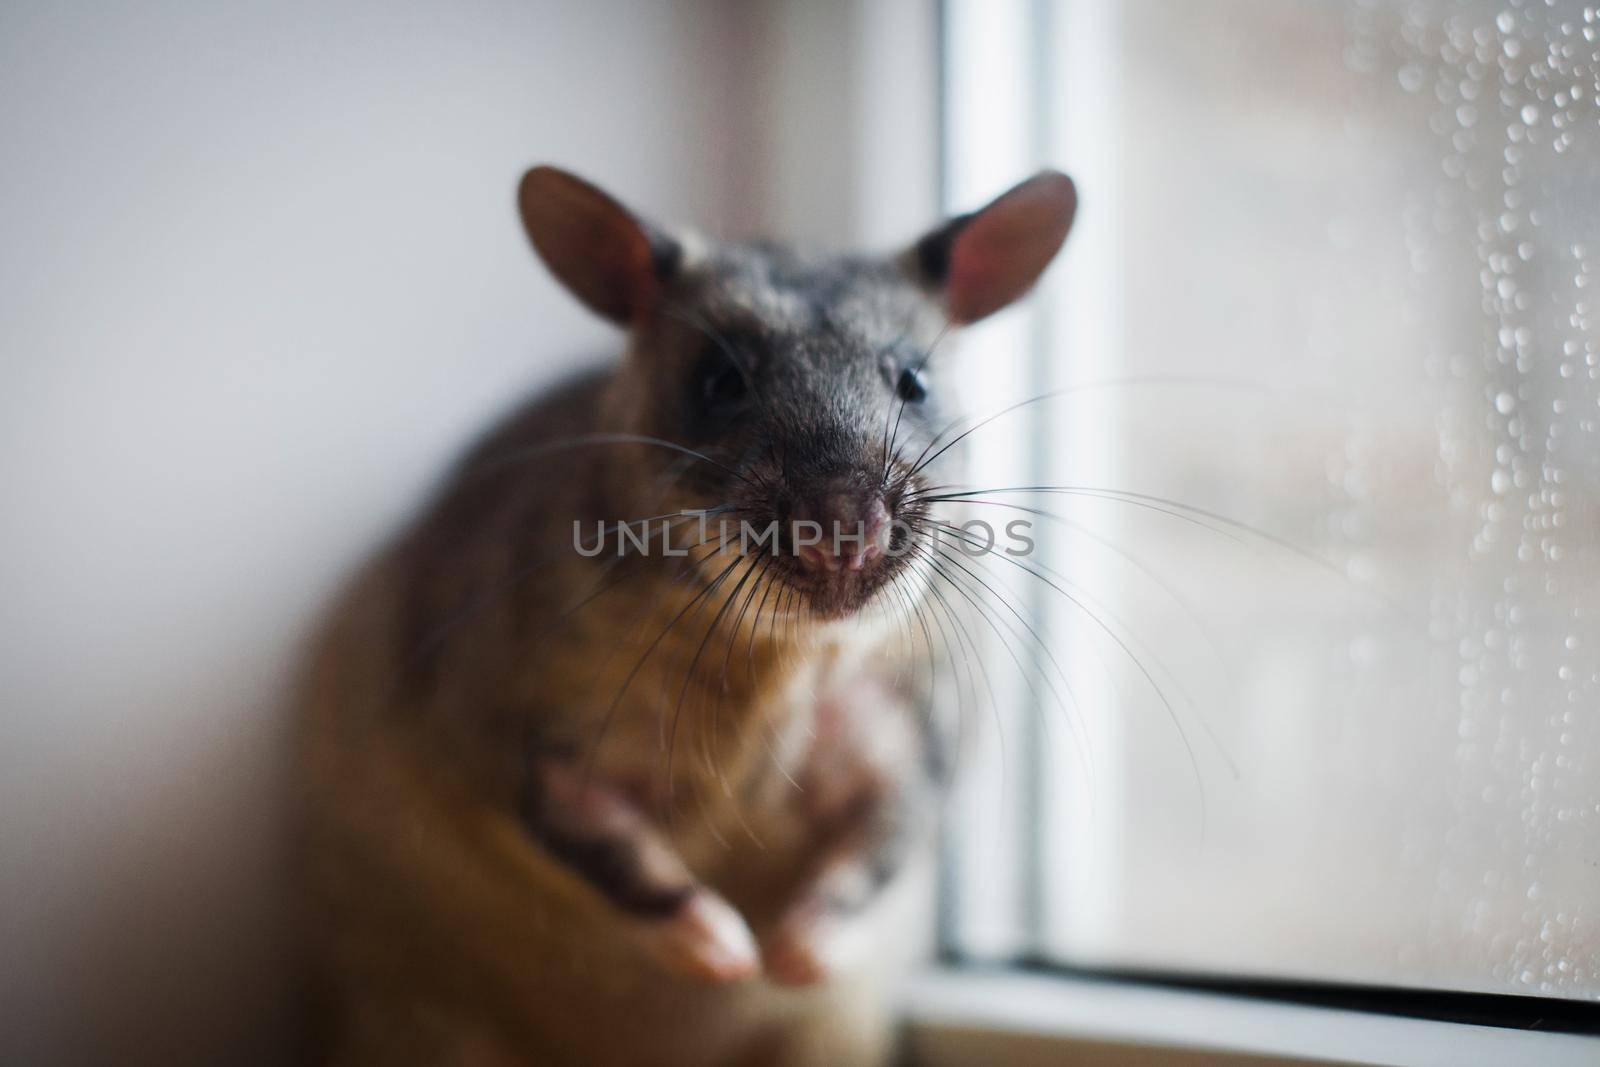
[293, 167, 1074, 1066]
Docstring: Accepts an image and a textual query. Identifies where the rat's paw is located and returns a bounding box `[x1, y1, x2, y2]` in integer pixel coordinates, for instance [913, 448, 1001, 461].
[758, 883, 876, 991]
[522, 758, 757, 985]
[760, 909, 834, 987]
[758, 861, 878, 987]
[760, 905, 882, 987]
[646, 888, 760, 984]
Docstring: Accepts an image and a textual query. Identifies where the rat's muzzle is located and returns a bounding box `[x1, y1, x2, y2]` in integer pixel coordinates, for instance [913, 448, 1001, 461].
[789, 483, 892, 574]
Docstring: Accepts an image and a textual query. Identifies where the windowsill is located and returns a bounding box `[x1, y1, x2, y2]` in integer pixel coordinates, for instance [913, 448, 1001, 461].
[900, 967, 1600, 1067]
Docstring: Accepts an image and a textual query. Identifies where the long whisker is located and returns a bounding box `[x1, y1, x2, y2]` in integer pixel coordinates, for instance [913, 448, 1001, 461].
[474, 431, 763, 492]
[919, 488, 1241, 546]
[907, 542, 1003, 783]
[923, 485, 1388, 605]
[928, 542, 1057, 722]
[667, 553, 763, 803]
[880, 320, 954, 487]
[921, 528, 1095, 783]
[413, 508, 730, 658]
[570, 536, 734, 694]
[926, 523, 1210, 835]
[740, 561, 805, 795]
[936, 516, 1238, 787]
[689, 553, 774, 847]
[720, 555, 775, 699]
[929, 516, 1204, 719]
[937, 496, 1237, 689]
[582, 553, 744, 789]
[908, 375, 1276, 481]
[681, 556, 768, 796]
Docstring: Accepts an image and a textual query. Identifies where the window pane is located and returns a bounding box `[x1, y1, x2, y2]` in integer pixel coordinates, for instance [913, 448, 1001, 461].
[951, 0, 1600, 999]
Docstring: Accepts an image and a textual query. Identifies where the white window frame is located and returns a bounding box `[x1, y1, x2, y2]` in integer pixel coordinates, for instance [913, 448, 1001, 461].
[915, 1, 1600, 1063]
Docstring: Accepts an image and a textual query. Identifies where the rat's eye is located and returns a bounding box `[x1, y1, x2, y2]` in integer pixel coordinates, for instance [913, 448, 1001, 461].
[896, 366, 928, 403]
[698, 353, 748, 409]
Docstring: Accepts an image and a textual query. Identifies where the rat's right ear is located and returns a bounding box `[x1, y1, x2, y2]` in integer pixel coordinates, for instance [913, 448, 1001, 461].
[517, 166, 680, 326]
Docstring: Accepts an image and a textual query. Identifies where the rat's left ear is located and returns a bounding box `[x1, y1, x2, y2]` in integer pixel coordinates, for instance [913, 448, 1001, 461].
[906, 170, 1077, 324]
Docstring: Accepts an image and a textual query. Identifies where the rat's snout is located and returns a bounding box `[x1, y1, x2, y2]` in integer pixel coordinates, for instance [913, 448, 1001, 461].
[789, 485, 891, 573]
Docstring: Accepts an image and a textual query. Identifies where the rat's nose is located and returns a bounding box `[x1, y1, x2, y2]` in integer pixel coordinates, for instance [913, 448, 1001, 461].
[791, 491, 891, 573]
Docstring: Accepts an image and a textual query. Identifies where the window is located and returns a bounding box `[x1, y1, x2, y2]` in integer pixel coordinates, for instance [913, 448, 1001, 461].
[940, 0, 1600, 1006]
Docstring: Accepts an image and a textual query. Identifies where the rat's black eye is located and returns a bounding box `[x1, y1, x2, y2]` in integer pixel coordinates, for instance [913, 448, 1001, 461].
[697, 352, 748, 410]
[896, 366, 928, 403]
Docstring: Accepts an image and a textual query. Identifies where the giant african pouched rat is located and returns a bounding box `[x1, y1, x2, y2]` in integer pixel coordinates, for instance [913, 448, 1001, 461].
[293, 165, 1076, 1065]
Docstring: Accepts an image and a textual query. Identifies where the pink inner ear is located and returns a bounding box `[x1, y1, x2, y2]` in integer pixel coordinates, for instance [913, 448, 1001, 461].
[944, 173, 1076, 324]
[587, 216, 657, 321]
[520, 166, 664, 326]
[945, 242, 1010, 324]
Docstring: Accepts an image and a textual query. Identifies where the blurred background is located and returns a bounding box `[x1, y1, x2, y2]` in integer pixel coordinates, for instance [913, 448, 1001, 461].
[2, 1, 1597, 1064]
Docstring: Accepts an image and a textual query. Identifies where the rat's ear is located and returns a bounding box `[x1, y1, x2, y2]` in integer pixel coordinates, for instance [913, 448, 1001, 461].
[908, 170, 1077, 324]
[518, 166, 680, 325]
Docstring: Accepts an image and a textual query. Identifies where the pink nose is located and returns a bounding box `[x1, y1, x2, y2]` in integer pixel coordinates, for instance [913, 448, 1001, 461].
[792, 494, 891, 572]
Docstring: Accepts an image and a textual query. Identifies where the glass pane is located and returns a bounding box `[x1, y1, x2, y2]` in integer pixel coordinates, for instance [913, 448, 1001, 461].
[982, 0, 1600, 999]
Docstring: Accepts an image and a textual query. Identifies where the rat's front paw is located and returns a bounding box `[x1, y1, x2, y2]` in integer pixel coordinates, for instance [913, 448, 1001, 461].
[645, 887, 760, 984]
[522, 758, 758, 984]
[757, 861, 879, 986]
[760, 905, 840, 986]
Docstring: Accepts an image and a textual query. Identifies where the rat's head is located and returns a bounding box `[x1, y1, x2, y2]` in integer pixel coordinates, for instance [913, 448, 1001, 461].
[519, 166, 1075, 622]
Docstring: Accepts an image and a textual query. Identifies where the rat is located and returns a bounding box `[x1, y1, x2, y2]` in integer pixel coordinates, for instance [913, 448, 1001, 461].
[292, 164, 1076, 1066]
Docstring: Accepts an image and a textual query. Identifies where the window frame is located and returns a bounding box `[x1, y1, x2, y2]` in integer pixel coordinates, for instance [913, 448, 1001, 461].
[926, 0, 1600, 1057]
[901, 965, 1600, 1066]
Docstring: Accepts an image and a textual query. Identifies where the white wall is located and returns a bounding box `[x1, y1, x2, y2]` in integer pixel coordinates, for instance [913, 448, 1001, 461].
[0, 2, 764, 1062]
